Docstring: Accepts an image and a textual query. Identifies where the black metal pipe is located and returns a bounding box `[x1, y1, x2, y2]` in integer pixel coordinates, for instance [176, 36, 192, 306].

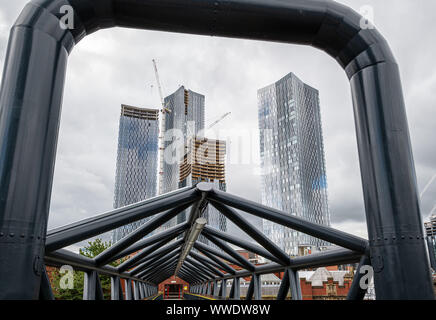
[118, 235, 180, 273]
[203, 223, 284, 265]
[193, 246, 236, 275]
[426, 236, 436, 271]
[194, 242, 240, 271]
[46, 188, 199, 252]
[180, 265, 208, 282]
[83, 271, 104, 300]
[183, 260, 216, 281]
[185, 257, 221, 279]
[210, 200, 291, 265]
[94, 202, 192, 266]
[1, 0, 432, 298]
[276, 269, 290, 300]
[209, 189, 368, 253]
[209, 248, 363, 281]
[126, 239, 184, 274]
[145, 260, 178, 282]
[132, 247, 182, 277]
[189, 251, 225, 277]
[202, 233, 255, 271]
[39, 267, 55, 300]
[113, 222, 189, 261]
[44, 249, 150, 284]
[190, 250, 227, 271]
[347, 255, 371, 300]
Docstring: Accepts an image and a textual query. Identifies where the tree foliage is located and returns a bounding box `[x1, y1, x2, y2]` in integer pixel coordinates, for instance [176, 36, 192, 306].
[48, 238, 125, 300]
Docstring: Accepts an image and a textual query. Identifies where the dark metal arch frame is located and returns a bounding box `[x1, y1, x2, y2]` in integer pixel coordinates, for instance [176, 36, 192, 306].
[0, 0, 434, 299]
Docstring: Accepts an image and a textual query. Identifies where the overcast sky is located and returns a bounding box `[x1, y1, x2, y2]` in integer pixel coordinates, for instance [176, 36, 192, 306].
[1, 0, 435, 251]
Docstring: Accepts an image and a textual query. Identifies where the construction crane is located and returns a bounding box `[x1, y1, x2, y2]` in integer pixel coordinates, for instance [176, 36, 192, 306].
[152, 59, 171, 194]
[152, 59, 171, 114]
[207, 112, 231, 130]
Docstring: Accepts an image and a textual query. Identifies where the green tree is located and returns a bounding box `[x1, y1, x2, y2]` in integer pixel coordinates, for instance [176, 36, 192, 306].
[49, 238, 125, 300]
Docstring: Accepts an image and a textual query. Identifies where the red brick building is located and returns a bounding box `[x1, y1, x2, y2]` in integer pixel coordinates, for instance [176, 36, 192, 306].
[299, 268, 353, 300]
[158, 276, 189, 299]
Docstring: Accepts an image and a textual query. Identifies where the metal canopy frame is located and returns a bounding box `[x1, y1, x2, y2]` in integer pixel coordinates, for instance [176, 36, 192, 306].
[0, 0, 434, 300]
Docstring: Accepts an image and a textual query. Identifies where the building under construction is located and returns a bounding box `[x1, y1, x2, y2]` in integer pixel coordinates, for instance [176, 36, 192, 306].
[179, 137, 227, 235]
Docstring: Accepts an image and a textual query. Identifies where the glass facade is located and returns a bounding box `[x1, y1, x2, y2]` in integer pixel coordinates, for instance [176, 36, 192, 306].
[258, 72, 330, 256]
[112, 105, 159, 243]
[161, 86, 205, 229]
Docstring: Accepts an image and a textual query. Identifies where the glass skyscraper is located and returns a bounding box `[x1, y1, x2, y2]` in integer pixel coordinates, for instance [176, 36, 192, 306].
[258, 72, 330, 256]
[160, 86, 205, 229]
[112, 105, 159, 243]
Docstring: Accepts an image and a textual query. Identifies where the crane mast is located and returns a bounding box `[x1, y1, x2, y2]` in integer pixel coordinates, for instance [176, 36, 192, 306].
[152, 59, 170, 195]
[152, 59, 230, 195]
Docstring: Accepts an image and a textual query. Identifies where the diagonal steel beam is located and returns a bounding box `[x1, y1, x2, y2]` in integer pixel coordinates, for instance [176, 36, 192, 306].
[141, 255, 179, 280]
[46, 187, 199, 252]
[133, 247, 182, 277]
[202, 225, 284, 265]
[118, 237, 175, 272]
[208, 188, 368, 253]
[126, 239, 184, 274]
[210, 200, 291, 265]
[202, 233, 255, 272]
[189, 251, 225, 277]
[44, 249, 152, 284]
[190, 250, 225, 271]
[118, 230, 186, 272]
[181, 265, 208, 282]
[148, 263, 177, 282]
[95, 202, 193, 266]
[194, 242, 237, 274]
[183, 260, 216, 280]
[185, 257, 220, 279]
[113, 222, 189, 261]
[276, 269, 290, 300]
[346, 255, 371, 300]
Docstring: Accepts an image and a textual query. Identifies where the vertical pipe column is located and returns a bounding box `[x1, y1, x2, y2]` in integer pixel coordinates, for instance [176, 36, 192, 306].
[125, 279, 134, 300]
[207, 282, 212, 295]
[253, 274, 261, 300]
[246, 276, 254, 300]
[288, 269, 301, 300]
[213, 280, 218, 296]
[133, 281, 140, 300]
[277, 270, 290, 300]
[350, 61, 434, 299]
[0, 7, 73, 299]
[347, 255, 371, 300]
[221, 279, 227, 299]
[426, 237, 436, 271]
[111, 276, 124, 300]
[83, 271, 104, 300]
[39, 267, 54, 300]
[234, 277, 241, 300]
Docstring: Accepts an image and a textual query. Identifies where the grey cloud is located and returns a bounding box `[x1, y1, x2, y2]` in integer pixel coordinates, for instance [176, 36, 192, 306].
[0, 0, 435, 249]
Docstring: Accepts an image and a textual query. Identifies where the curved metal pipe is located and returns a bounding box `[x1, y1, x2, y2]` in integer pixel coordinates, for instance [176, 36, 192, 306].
[0, 0, 433, 299]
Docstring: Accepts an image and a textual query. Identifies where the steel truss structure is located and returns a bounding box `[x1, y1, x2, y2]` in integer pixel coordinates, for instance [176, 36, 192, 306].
[0, 0, 435, 300]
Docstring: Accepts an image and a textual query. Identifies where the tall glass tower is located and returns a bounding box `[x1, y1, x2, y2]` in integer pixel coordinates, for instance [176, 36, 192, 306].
[160, 86, 205, 229]
[112, 105, 159, 243]
[258, 72, 330, 256]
